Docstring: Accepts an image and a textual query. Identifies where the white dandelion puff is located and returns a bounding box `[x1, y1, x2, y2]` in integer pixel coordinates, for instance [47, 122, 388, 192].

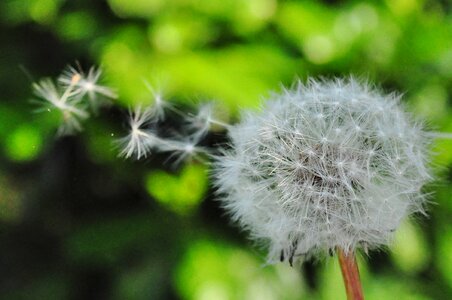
[213, 77, 432, 264]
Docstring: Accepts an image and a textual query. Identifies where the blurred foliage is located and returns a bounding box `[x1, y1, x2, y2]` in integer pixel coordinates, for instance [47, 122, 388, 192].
[0, 0, 451, 299]
[145, 163, 208, 215]
[175, 239, 306, 299]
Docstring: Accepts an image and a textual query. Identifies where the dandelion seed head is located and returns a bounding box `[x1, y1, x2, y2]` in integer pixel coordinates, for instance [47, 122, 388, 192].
[213, 78, 432, 263]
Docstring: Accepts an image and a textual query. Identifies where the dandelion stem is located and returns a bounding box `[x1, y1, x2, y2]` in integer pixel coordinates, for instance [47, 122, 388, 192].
[337, 248, 364, 300]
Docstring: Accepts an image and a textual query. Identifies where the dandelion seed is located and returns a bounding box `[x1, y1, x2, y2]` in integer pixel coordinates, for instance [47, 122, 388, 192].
[33, 78, 89, 135]
[143, 81, 171, 121]
[186, 102, 229, 139]
[117, 106, 163, 159]
[158, 136, 207, 166]
[59, 65, 117, 111]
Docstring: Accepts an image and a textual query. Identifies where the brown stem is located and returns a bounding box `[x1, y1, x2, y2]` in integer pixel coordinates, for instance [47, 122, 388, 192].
[337, 248, 364, 300]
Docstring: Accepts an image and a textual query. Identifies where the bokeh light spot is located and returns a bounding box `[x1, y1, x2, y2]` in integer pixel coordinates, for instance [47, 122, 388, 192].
[303, 35, 335, 64]
[391, 220, 429, 273]
[5, 125, 43, 161]
[145, 163, 208, 215]
[30, 0, 63, 24]
[248, 0, 277, 20]
[152, 23, 182, 53]
[385, 0, 421, 16]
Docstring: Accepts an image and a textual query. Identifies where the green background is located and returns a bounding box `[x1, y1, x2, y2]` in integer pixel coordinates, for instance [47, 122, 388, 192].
[0, 0, 451, 299]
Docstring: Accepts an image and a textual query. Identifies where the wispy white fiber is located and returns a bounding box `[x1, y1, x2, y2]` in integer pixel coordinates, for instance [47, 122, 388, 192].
[33, 78, 89, 135]
[59, 66, 117, 111]
[143, 81, 172, 121]
[159, 137, 207, 166]
[185, 102, 230, 139]
[117, 105, 163, 159]
[117, 103, 209, 165]
[117, 95, 228, 164]
[213, 78, 432, 264]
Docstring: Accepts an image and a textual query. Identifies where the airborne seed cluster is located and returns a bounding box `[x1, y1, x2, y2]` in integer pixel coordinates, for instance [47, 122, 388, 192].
[33, 66, 117, 135]
[214, 78, 431, 263]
